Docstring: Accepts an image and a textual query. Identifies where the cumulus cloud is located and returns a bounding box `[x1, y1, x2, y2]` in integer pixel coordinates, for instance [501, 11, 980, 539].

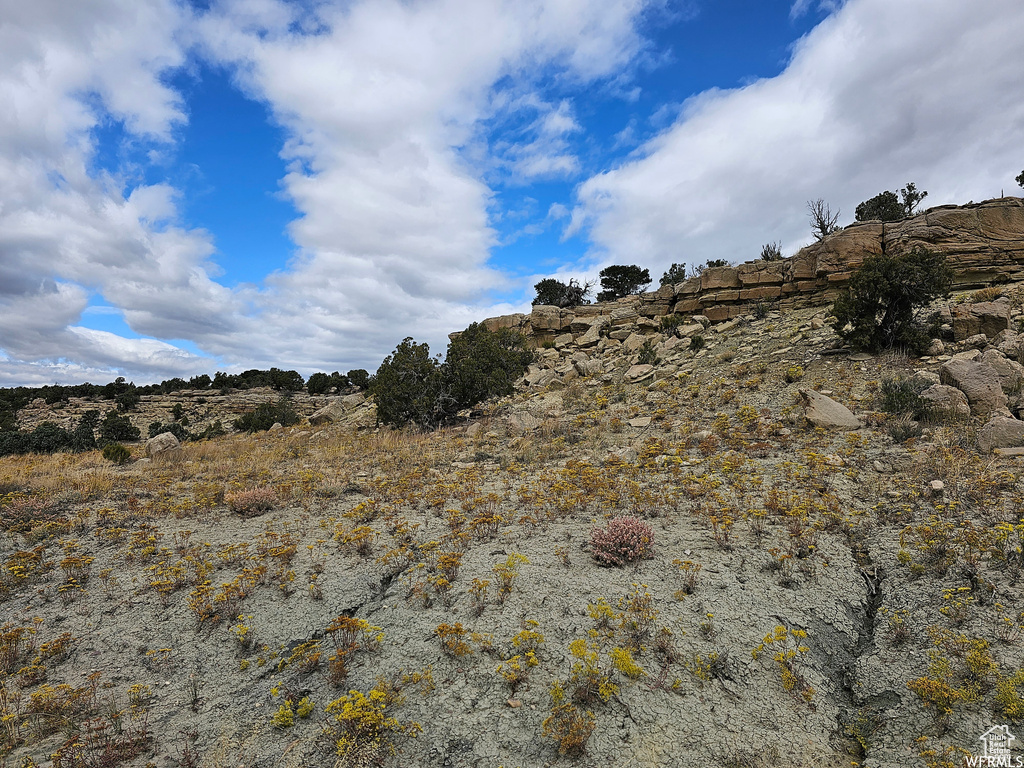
[0, 0, 246, 383]
[571, 0, 1024, 278]
[189, 0, 654, 368]
[0, 0, 657, 385]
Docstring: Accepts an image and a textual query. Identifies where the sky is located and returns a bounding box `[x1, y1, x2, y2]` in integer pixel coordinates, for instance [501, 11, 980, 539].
[1, 0, 1023, 387]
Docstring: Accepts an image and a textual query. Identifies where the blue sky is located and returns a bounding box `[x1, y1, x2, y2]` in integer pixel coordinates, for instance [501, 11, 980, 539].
[2, 0, 1023, 386]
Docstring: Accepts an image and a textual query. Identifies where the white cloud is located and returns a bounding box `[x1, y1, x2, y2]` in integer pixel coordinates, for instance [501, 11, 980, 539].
[0, 0, 246, 383]
[571, 0, 1024, 279]
[0, 0, 658, 386]
[190, 0, 654, 367]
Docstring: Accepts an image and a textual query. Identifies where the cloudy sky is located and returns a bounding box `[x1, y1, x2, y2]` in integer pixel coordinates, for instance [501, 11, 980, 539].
[2, 0, 1023, 387]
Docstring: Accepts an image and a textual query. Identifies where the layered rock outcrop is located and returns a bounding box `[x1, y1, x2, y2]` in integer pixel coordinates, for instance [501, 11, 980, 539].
[479, 197, 1024, 342]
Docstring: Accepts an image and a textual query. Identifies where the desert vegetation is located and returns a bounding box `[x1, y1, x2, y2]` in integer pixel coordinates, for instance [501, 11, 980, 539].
[1, 273, 1023, 767]
[2, 196, 1024, 766]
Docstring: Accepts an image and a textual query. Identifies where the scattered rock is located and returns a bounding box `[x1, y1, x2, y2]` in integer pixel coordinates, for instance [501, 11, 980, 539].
[925, 338, 945, 356]
[145, 432, 180, 458]
[951, 300, 1010, 340]
[309, 394, 366, 425]
[507, 412, 540, 433]
[979, 349, 1024, 393]
[919, 385, 971, 420]
[939, 358, 1008, 418]
[605, 447, 637, 464]
[626, 364, 655, 383]
[577, 318, 608, 348]
[964, 333, 989, 350]
[798, 389, 861, 430]
[909, 370, 941, 390]
[628, 417, 652, 429]
[978, 416, 1024, 453]
[525, 368, 558, 389]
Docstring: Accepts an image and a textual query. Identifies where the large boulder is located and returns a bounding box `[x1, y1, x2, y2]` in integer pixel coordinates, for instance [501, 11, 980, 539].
[309, 393, 366, 425]
[919, 385, 971, 421]
[524, 367, 558, 389]
[572, 353, 604, 377]
[788, 222, 884, 280]
[507, 411, 539, 433]
[885, 200, 1024, 286]
[951, 300, 1011, 340]
[146, 431, 180, 458]
[979, 349, 1024, 393]
[993, 329, 1024, 362]
[626, 364, 655, 383]
[799, 389, 861, 430]
[577, 318, 608, 348]
[939, 358, 1008, 418]
[978, 416, 1024, 453]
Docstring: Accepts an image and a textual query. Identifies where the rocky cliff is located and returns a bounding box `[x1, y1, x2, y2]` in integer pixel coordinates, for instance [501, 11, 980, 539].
[483, 196, 1024, 339]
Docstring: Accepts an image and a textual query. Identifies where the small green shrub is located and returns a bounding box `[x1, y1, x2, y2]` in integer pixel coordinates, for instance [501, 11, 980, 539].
[831, 247, 953, 352]
[233, 398, 299, 433]
[533, 278, 592, 308]
[102, 443, 132, 465]
[197, 420, 226, 440]
[637, 340, 659, 366]
[659, 314, 682, 331]
[689, 335, 705, 352]
[760, 242, 783, 261]
[372, 324, 533, 429]
[879, 376, 929, 418]
[660, 263, 687, 286]
[887, 416, 923, 444]
[98, 411, 141, 445]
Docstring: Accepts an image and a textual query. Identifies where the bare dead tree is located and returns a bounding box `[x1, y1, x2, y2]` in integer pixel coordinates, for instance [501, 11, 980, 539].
[808, 199, 841, 241]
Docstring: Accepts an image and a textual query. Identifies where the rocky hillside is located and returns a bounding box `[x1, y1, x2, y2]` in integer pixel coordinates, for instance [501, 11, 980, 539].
[482, 196, 1024, 335]
[2, 282, 1024, 768]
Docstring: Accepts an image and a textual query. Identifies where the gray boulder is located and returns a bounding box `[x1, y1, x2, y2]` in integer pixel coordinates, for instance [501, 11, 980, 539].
[572, 355, 604, 377]
[145, 431, 180, 458]
[951, 300, 1010, 340]
[980, 349, 1024, 394]
[577, 318, 608, 348]
[799, 389, 861, 430]
[978, 416, 1024, 453]
[309, 393, 366, 425]
[508, 411, 540, 433]
[919, 385, 971, 420]
[524, 368, 558, 389]
[909, 370, 941, 390]
[626, 364, 655, 383]
[939, 358, 1008, 418]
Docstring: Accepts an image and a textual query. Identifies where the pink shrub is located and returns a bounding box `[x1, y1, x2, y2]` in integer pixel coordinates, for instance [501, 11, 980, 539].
[590, 516, 654, 566]
[225, 487, 277, 517]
